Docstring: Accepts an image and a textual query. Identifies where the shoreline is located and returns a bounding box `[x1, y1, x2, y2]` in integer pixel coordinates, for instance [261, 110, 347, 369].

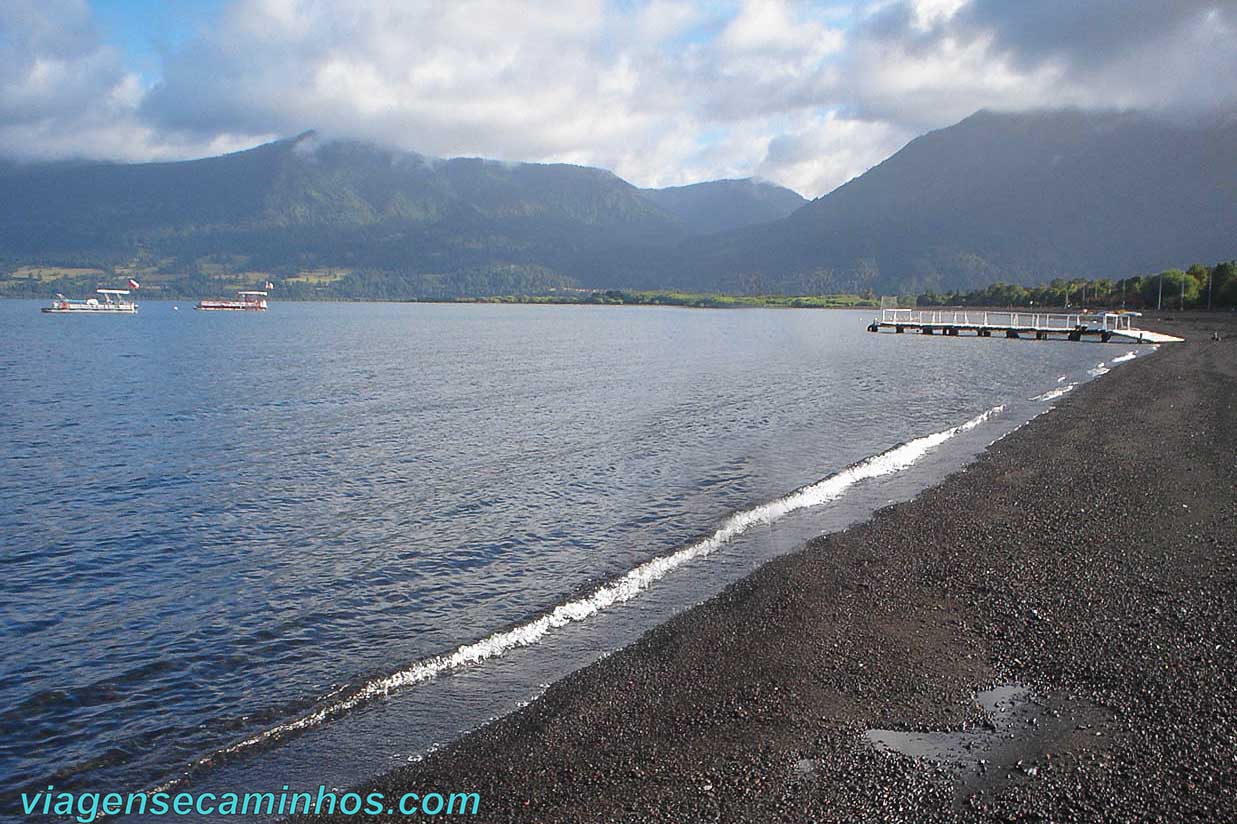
[9, 292, 1232, 316]
[312, 315, 1233, 821]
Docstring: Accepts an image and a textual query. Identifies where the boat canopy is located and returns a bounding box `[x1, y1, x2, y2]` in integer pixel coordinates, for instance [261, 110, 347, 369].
[237, 291, 268, 296]
[97, 289, 130, 295]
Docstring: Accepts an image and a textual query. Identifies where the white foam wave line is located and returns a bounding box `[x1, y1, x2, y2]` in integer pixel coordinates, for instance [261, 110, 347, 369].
[196, 404, 1008, 768]
[1032, 384, 1075, 402]
[1087, 360, 1108, 375]
[987, 382, 1082, 447]
[1111, 351, 1137, 364]
[1056, 375, 1068, 383]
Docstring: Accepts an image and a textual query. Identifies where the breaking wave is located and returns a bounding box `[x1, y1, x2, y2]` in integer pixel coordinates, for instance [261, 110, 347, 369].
[162, 403, 1007, 784]
[1033, 384, 1076, 402]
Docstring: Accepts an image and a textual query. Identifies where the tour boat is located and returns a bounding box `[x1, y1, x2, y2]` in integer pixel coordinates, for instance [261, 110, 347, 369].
[195, 290, 270, 311]
[42, 288, 137, 314]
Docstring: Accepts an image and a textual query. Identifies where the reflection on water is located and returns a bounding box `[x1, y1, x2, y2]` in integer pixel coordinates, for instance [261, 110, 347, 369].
[866, 684, 1111, 798]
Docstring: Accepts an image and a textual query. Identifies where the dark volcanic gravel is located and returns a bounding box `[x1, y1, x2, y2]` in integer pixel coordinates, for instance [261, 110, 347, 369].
[301, 313, 1236, 823]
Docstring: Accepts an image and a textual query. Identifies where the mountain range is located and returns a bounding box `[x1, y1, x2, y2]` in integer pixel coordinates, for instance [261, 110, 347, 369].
[618, 108, 1236, 296]
[0, 109, 1232, 299]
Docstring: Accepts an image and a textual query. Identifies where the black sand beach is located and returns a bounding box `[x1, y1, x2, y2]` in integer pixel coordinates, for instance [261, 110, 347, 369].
[304, 314, 1235, 823]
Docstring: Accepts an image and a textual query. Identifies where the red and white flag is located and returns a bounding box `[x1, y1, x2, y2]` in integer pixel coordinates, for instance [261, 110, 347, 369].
[127, 278, 141, 289]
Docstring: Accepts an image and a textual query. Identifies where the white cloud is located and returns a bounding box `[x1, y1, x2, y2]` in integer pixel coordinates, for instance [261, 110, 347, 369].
[839, 0, 1237, 126]
[720, 0, 844, 55]
[633, 0, 703, 42]
[1, 0, 1234, 197]
[838, 29, 1068, 129]
[756, 112, 912, 198]
[0, 0, 266, 162]
[909, 0, 968, 30]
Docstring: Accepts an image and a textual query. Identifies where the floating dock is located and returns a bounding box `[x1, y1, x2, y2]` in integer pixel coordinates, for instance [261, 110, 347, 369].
[867, 309, 1183, 344]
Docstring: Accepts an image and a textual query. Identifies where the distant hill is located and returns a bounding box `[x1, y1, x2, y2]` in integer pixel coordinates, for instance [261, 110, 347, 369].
[1, 110, 1232, 300]
[641, 179, 805, 235]
[614, 109, 1236, 295]
[0, 135, 802, 299]
[0, 135, 667, 298]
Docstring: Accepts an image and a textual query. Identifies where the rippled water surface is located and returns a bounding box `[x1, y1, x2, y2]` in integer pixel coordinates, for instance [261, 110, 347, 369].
[0, 300, 1137, 808]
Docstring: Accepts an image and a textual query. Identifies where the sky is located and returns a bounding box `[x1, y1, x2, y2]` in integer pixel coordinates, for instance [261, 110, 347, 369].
[1, 0, 1234, 198]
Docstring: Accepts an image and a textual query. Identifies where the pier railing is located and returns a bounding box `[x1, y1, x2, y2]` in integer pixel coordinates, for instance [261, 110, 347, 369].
[879, 308, 1134, 331]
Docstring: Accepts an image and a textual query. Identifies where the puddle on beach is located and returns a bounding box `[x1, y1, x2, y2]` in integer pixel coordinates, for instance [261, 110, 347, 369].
[864, 685, 1109, 797]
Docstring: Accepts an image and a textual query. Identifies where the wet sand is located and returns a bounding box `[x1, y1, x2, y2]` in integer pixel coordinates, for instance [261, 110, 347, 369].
[303, 313, 1235, 823]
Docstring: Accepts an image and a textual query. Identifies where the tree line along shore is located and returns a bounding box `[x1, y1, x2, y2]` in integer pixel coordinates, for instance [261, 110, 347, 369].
[444, 261, 1237, 311]
[2, 260, 1234, 311]
[915, 260, 1237, 310]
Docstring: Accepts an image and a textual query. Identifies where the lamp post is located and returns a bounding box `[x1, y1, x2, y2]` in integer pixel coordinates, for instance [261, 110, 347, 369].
[1157, 272, 1163, 311]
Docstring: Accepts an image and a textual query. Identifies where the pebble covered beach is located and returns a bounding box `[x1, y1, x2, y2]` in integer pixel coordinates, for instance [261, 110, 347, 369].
[301, 313, 1235, 823]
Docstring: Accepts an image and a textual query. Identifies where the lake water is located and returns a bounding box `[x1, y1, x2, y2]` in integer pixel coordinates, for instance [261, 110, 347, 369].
[0, 300, 1142, 815]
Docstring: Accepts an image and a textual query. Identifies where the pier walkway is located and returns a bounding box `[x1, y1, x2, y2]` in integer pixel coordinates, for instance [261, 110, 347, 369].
[867, 308, 1183, 343]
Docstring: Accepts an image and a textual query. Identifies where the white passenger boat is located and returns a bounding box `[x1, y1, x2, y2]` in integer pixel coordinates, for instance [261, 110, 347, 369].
[195, 290, 270, 311]
[42, 288, 137, 314]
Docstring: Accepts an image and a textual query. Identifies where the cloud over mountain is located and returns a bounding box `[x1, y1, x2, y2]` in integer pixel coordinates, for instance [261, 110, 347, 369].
[2, 1, 1233, 197]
